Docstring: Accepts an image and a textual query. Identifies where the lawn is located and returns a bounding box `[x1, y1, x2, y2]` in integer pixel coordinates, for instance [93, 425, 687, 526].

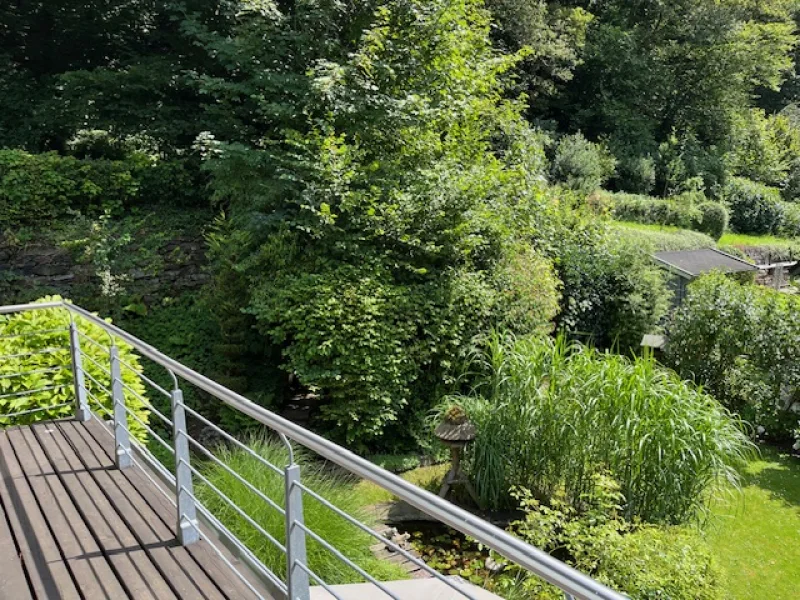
[705, 446, 800, 599]
[718, 231, 800, 247]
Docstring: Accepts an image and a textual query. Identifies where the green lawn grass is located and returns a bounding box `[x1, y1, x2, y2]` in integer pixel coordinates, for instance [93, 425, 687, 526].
[718, 232, 800, 247]
[705, 446, 800, 599]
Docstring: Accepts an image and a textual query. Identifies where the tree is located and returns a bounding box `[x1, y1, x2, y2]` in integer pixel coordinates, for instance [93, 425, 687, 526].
[195, 0, 561, 448]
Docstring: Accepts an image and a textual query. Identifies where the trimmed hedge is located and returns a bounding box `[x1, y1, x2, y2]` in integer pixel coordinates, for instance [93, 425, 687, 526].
[611, 193, 703, 229]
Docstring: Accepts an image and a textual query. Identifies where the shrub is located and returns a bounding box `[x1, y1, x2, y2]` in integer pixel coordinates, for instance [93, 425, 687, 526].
[778, 201, 800, 237]
[616, 154, 657, 195]
[0, 149, 139, 226]
[725, 177, 785, 235]
[550, 133, 617, 194]
[553, 226, 671, 349]
[446, 333, 752, 523]
[595, 527, 721, 600]
[611, 193, 703, 229]
[493, 476, 722, 600]
[695, 201, 729, 239]
[196, 438, 408, 585]
[664, 273, 800, 440]
[0, 296, 150, 439]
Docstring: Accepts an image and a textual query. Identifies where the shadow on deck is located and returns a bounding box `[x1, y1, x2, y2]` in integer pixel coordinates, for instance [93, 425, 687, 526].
[0, 418, 268, 600]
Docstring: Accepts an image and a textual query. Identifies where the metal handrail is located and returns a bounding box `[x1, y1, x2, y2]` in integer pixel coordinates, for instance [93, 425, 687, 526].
[1, 301, 628, 600]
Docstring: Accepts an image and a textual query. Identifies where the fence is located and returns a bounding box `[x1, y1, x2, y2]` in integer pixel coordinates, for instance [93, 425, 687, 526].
[0, 301, 627, 600]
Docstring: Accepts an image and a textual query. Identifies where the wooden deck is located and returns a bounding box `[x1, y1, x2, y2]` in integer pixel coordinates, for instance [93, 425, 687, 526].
[0, 418, 267, 600]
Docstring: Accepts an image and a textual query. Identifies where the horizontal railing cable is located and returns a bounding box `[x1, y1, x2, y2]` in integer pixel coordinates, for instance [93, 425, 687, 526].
[182, 404, 283, 476]
[0, 366, 65, 380]
[117, 357, 171, 398]
[116, 378, 174, 427]
[0, 384, 67, 401]
[82, 369, 113, 397]
[176, 458, 286, 553]
[88, 408, 180, 505]
[293, 479, 478, 597]
[79, 350, 113, 377]
[294, 520, 403, 600]
[118, 402, 175, 455]
[0, 347, 66, 361]
[182, 432, 286, 516]
[295, 561, 345, 600]
[77, 330, 111, 353]
[0, 327, 69, 342]
[191, 493, 287, 596]
[0, 402, 71, 420]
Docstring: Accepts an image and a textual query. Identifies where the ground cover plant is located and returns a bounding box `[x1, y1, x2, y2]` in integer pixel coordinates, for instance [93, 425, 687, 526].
[445, 333, 753, 524]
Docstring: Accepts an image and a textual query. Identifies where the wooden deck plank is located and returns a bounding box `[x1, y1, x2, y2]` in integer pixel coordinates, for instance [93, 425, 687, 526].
[0, 429, 81, 600]
[56, 420, 232, 600]
[78, 418, 268, 600]
[9, 426, 128, 599]
[32, 422, 179, 600]
[0, 483, 34, 600]
[0, 418, 272, 600]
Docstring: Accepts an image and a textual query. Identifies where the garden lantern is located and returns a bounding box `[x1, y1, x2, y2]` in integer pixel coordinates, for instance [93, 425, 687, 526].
[435, 406, 482, 507]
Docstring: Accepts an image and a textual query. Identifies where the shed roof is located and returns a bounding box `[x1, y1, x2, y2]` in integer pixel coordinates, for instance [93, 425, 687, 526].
[653, 249, 758, 279]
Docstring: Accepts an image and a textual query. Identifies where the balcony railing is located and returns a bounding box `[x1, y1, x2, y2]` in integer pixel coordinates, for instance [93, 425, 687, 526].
[0, 300, 628, 600]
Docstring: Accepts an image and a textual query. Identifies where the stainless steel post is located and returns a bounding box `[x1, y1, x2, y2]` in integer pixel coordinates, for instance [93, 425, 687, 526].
[110, 345, 132, 469]
[173, 387, 200, 545]
[285, 464, 310, 600]
[69, 321, 90, 422]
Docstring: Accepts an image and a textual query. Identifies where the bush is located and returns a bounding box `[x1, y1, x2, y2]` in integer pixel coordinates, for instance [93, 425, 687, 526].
[550, 133, 617, 194]
[664, 274, 800, 440]
[553, 225, 671, 349]
[778, 201, 800, 237]
[595, 527, 721, 600]
[695, 201, 729, 239]
[725, 177, 785, 235]
[493, 476, 721, 600]
[616, 154, 657, 195]
[197, 438, 408, 585]
[0, 149, 139, 226]
[0, 296, 150, 439]
[446, 333, 752, 523]
[611, 193, 703, 229]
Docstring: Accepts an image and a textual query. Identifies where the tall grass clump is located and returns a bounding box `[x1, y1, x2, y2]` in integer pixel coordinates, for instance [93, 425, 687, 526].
[445, 333, 754, 524]
[196, 438, 408, 585]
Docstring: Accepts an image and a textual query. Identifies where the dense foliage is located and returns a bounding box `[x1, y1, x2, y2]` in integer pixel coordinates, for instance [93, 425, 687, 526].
[665, 274, 800, 440]
[195, 0, 563, 448]
[495, 476, 721, 600]
[0, 297, 150, 439]
[446, 334, 752, 524]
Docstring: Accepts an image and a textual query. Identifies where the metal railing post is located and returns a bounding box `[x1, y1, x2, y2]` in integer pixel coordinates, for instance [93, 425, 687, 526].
[172, 387, 200, 545]
[285, 464, 310, 600]
[68, 321, 90, 422]
[110, 345, 131, 469]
